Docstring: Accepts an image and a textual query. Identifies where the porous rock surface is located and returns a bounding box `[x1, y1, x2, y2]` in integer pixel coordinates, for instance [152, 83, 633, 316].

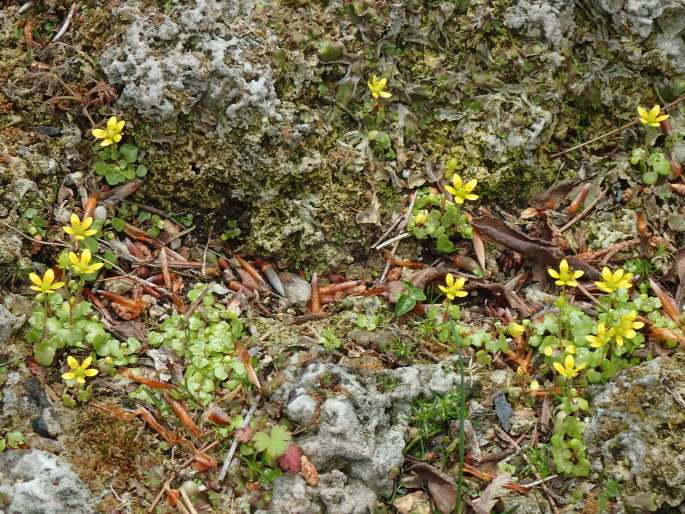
[584, 353, 685, 512]
[0, 449, 94, 514]
[262, 357, 475, 513]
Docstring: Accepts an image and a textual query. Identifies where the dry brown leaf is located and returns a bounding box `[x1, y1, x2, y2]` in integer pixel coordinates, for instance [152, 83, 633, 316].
[649, 278, 682, 327]
[472, 474, 512, 514]
[411, 462, 457, 514]
[528, 179, 578, 210]
[472, 226, 486, 272]
[300, 455, 319, 486]
[471, 213, 599, 279]
[236, 343, 262, 392]
[669, 247, 685, 307]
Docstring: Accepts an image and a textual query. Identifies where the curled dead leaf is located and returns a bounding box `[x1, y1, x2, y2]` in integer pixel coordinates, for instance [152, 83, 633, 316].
[300, 455, 319, 486]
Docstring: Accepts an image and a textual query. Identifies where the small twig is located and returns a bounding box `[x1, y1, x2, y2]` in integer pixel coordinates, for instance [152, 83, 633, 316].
[52, 2, 78, 43]
[179, 489, 199, 514]
[375, 232, 410, 251]
[575, 282, 603, 308]
[524, 475, 559, 488]
[494, 426, 560, 512]
[218, 396, 260, 481]
[559, 189, 606, 233]
[165, 225, 195, 244]
[551, 93, 685, 159]
[183, 285, 210, 320]
[18, 1, 34, 14]
[0, 219, 69, 247]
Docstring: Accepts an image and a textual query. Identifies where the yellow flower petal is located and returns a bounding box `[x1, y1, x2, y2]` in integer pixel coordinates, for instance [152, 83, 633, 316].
[29, 272, 42, 286]
[445, 273, 454, 286]
[573, 270, 584, 279]
[82, 356, 92, 369]
[379, 91, 392, 98]
[564, 354, 575, 369]
[84, 368, 99, 377]
[76, 376, 86, 384]
[559, 259, 569, 273]
[81, 249, 92, 264]
[455, 290, 468, 298]
[548, 269, 560, 279]
[553, 362, 566, 375]
[44, 268, 55, 284]
[92, 128, 107, 139]
[67, 356, 79, 369]
[464, 179, 477, 192]
[68, 252, 78, 266]
[637, 106, 648, 118]
[107, 116, 119, 130]
[100, 139, 113, 147]
[113, 134, 123, 143]
[62, 372, 76, 380]
[649, 105, 660, 118]
[116, 119, 125, 131]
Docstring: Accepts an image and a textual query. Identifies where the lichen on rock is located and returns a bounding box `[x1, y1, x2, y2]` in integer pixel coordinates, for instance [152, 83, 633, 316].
[584, 353, 685, 512]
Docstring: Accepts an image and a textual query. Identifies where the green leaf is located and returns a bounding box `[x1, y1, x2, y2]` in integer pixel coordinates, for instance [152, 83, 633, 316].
[136, 164, 148, 177]
[395, 295, 417, 316]
[119, 144, 139, 163]
[253, 425, 291, 460]
[6, 431, 24, 448]
[642, 170, 658, 185]
[34, 341, 56, 366]
[436, 235, 455, 253]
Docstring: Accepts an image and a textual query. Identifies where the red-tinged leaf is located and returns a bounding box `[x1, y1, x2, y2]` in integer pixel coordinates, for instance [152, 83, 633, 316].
[235, 426, 253, 443]
[203, 405, 231, 425]
[300, 455, 319, 486]
[193, 453, 217, 472]
[277, 443, 302, 474]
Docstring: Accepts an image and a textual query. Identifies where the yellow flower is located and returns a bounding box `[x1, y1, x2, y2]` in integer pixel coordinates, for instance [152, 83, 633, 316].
[565, 344, 576, 354]
[92, 116, 125, 147]
[586, 322, 611, 348]
[68, 249, 104, 276]
[367, 75, 392, 99]
[553, 354, 586, 379]
[547, 259, 584, 287]
[445, 174, 479, 205]
[61, 356, 99, 385]
[28, 268, 65, 294]
[542, 346, 554, 357]
[530, 380, 540, 392]
[62, 214, 97, 241]
[439, 273, 468, 300]
[414, 210, 429, 226]
[507, 322, 525, 337]
[610, 310, 645, 347]
[638, 105, 669, 128]
[594, 266, 633, 293]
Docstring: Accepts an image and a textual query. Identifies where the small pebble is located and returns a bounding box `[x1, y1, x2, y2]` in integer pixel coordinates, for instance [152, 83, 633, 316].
[94, 205, 108, 221]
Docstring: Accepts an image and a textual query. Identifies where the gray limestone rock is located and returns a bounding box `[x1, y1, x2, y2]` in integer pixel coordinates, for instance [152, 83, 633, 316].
[584, 354, 685, 511]
[269, 356, 477, 511]
[100, 0, 279, 134]
[0, 450, 94, 514]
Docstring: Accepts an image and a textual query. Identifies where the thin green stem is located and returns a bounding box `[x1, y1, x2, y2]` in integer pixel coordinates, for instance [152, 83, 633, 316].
[450, 314, 466, 514]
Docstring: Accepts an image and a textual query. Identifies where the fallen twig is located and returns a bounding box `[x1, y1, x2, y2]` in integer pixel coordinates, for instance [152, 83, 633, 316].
[218, 396, 260, 481]
[559, 189, 606, 233]
[551, 93, 685, 158]
[52, 2, 78, 43]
